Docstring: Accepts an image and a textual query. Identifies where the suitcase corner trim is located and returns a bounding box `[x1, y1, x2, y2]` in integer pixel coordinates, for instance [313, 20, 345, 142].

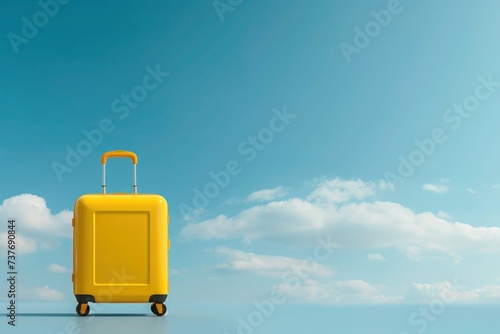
[149, 294, 168, 303]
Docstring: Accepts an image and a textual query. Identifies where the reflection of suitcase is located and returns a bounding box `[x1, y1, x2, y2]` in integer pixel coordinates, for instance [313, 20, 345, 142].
[72, 150, 169, 316]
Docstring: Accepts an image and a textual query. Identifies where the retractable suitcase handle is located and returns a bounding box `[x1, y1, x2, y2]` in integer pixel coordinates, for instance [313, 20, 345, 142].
[101, 150, 138, 194]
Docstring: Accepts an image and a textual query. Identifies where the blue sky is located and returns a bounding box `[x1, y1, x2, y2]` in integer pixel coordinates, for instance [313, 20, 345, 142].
[3, 0, 500, 332]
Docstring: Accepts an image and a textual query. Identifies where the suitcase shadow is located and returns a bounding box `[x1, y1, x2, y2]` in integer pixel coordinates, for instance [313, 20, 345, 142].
[3, 313, 169, 333]
[15, 313, 151, 317]
[75, 314, 168, 333]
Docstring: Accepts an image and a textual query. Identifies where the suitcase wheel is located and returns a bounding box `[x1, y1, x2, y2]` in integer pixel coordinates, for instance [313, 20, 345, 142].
[76, 303, 90, 317]
[151, 303, 167, 317]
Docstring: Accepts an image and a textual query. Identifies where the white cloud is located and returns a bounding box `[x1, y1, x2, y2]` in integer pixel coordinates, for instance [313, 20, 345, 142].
[405, 281, 475, 302]
[214, 246, 332, 278]
[181, 198, 326, 243]
[474, 285, 500, 301]
[226, 187, 288, 205]
[33, 286, 65, 301]
[307, 178, 392, 203]
[46, 263, 70, 274]
[0, 194, 72, 237]
[368, 253, 385, 261]
[277, 279, 500, 305]
[466, 188, 478, 195]
[403, 280, 500, 304]
[0, 194, 72, 255]
[246, 187, 287, 202]
[437, 211, 451, 219]
[181, 178, 500, 260]
[0, 232, 37, 255]
[181, 207, 206, 223]
[423, 183, 449, 194]
[277, 279, 397, 304]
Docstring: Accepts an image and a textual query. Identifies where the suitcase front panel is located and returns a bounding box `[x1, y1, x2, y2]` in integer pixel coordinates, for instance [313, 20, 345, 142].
[94, 211, 150, 285]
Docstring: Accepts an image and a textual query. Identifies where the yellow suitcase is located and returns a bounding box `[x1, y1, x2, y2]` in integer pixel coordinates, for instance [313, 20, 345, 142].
[72, 150, 169, 316]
